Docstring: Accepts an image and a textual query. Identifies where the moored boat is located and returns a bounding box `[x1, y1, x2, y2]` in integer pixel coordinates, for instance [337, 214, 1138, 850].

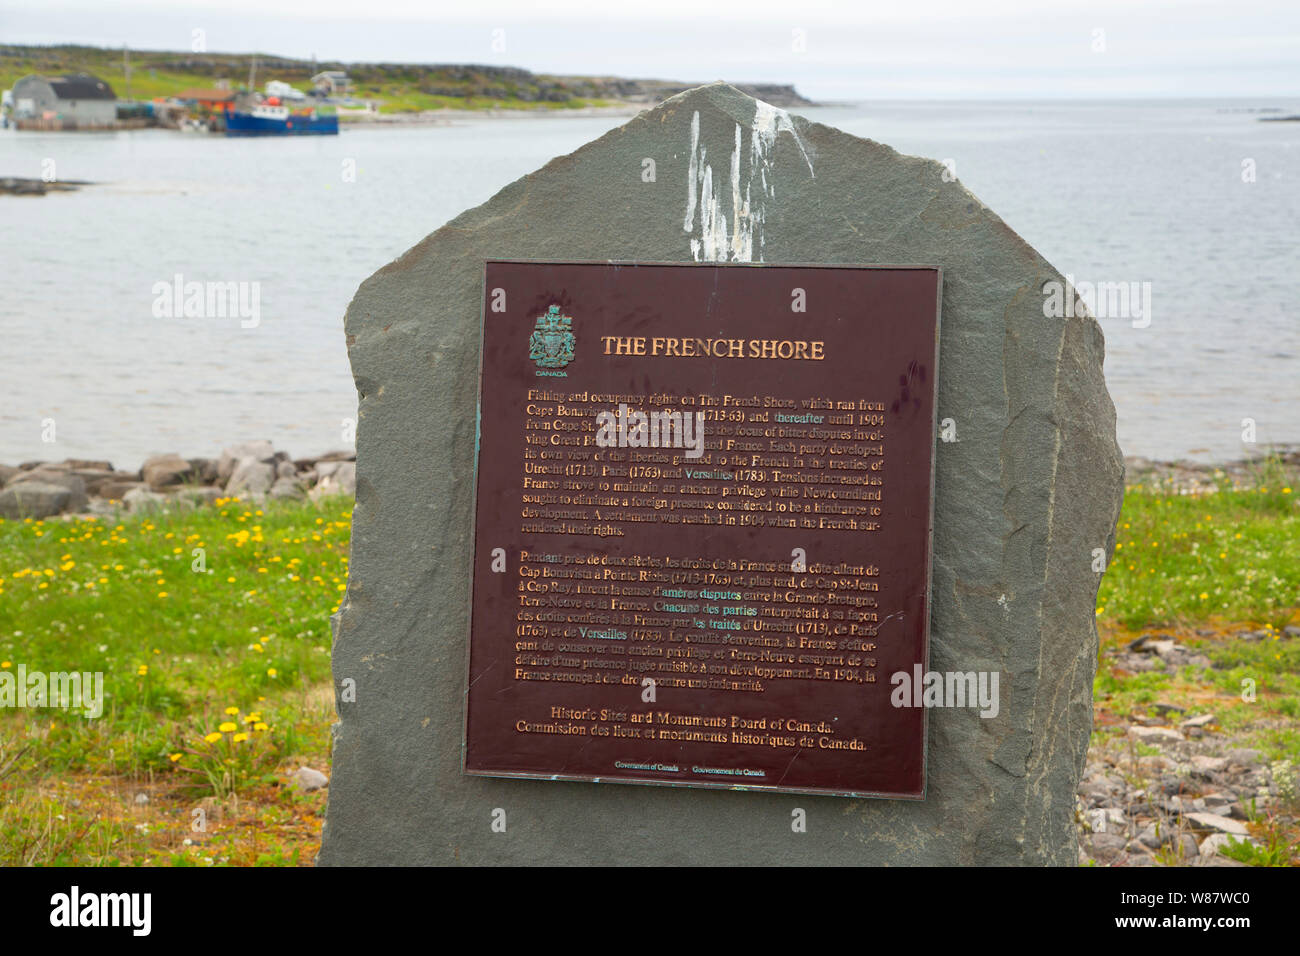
[225, 97, 337, 136]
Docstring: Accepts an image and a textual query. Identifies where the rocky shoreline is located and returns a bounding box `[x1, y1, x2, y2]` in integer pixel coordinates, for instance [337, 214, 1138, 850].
[1078, 626, 1299, 867]
[4, 448, 1294, 522]
[0, 442, 355, 519]
[1124, 446, 1299, 493]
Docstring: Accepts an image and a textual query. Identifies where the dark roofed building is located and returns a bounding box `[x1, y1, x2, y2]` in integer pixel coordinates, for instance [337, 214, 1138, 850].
[12, 73, 118, 127]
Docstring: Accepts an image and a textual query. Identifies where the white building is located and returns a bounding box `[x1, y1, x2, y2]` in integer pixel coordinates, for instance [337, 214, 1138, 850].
[265, 80, 307, 101]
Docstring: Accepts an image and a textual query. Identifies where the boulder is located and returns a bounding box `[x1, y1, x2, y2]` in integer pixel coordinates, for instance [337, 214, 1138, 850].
[123, 487, 169, 513]
[318, 83, 1125, 867]
[188, 457, 220, 484]
[97, 479, 144, 501]
[0, 464, 20, 487]
[1185, 812, 1250, 835]
[217, 441, 277, 485]
[169, 486, 223, 508]
[269, 477, 305, 500]
[0, 481, 71, 519]
[141, 454, 195, 490]
[310, 461, 355, 499]
[225, 458, 276, 495]
[8, 470, 88, 513]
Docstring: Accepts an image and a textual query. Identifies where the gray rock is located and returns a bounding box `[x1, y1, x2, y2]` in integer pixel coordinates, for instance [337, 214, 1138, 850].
[1174, 833, 1200, 859]
[291, 767, 329, 792]
[62, 458, 113, 471]
[1190, 755, 1227, 775]
[123, 486, 168, 513]
[217, 441, 277, 485]
[275, 459, 297, 480]
[1225, 748, 1263, 769]
[225, 458, 275, 495]
[1198, 832, 1241, 857]
[318, 83, 1125, 866]
[9, 469, 89, 513]
[0, 464, 20, 487]
[1130, 726, 1184, 744]
[1086, 832, 1128, 863]
[309, 461, 355, 499]
[189, 457, 220, 484]
[1180, 713, 1215, 730]
[96, 479, 144, 501]
[0, 481, 71, 518]
[67, 468, 118, 497]
[170, 486, 223, 508]
[269, 477, 305, 500]
[141, 453, 195, 490]
[1185, 812, 1249, 835]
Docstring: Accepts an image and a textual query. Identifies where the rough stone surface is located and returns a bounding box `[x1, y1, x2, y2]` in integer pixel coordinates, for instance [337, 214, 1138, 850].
[1185, 812, 1249, 835]
[0, 481, 71, 519]
[9, 470, 89, 513]
[292, 767, 329, 792]
[217, 441, 276, 485]
[122, 487, 168, 513]
[319, 83, 1124, 866]
[226, 458, 275, 495]
[309, 461, 355, 500]
[141, 453, 195, 490]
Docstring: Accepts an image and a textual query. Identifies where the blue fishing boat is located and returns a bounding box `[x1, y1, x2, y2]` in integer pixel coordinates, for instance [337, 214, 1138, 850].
[225, 99, 338, 136]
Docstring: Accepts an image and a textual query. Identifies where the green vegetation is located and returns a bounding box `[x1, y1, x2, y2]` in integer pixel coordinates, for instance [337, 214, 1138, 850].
[0, 494, 348, 864]
[0, 44, 620, 112]
[1096, 458, 1298, 631]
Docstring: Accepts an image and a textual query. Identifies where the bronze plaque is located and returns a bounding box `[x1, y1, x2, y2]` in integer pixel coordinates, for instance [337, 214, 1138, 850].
[464, 261, 941, 798]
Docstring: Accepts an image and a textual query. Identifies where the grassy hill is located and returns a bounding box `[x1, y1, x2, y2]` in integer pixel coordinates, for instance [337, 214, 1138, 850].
[0, 44, 814, 114]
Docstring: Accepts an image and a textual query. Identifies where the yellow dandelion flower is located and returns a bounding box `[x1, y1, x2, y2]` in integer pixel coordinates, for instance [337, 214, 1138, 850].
[232, 732, 250, 743]
[0, 661, 10, 669]
[137, 664, 149, 676]
[169, 753, 183, 762]
[254, 722, 269, 732]
[203, 732, 222, 743]
[157, 591, 168, 598]
[266, 668, 278, 678]
[218, 721, 237, 733]
[1199, 592, 1208, 600]
[224, 706, 239, 715]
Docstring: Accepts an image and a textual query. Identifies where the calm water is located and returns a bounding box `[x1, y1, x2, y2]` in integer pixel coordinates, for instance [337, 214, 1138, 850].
[1, 100, 1297, 466]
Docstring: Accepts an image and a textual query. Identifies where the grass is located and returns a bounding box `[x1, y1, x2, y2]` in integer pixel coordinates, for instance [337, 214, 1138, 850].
[0, 45, 619, 113]
[0, 494, 349, 865]
[1096, 459, 1298, 631]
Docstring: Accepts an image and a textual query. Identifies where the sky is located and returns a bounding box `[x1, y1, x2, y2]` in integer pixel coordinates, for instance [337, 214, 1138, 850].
[2, 0, 1297, 100]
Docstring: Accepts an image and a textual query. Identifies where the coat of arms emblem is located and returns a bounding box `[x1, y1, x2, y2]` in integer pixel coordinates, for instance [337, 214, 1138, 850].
[528, 305, 575, 369]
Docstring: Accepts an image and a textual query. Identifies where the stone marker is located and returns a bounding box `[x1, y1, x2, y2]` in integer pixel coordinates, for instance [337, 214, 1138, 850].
[319, 82, 1123, 866]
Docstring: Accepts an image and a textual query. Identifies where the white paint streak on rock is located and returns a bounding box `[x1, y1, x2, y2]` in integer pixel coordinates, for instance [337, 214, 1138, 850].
[682, 99, 814, 263]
